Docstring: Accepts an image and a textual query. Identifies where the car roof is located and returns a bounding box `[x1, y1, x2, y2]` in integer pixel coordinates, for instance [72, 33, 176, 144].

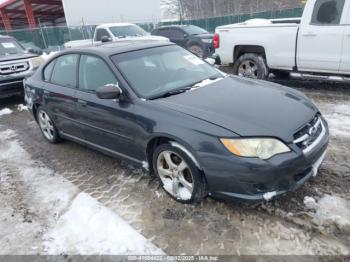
[64, 40, 175, 57]
[156, 25, 194, 29]
[96, 23, 137, 29]
[0, 34, 14, 39]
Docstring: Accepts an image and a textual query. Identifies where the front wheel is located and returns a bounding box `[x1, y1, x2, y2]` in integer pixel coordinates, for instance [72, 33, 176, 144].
[37, 107, 61, 143]
[233, 53, 268, 79]
[153, 143, 207, 203]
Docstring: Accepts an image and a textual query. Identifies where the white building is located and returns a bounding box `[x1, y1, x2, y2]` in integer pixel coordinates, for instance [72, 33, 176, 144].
[62, 0, 161, 26]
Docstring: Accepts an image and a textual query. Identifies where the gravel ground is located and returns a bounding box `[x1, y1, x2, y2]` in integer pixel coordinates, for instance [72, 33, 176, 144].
[0, 76, 349, 256]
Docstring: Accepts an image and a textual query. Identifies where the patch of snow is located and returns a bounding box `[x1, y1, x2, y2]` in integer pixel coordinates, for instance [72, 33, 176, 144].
[162, 177, 191, 201]
[242, 18, 272, 26]
[263, 191, 277, 201]
[0, 129, 164, 255]
[304, 196, 317, 210]
[323, 104, 350, 138]
[41, 51, 58, 61]
[44, 193, 164, 255]
[306, 195, 350, 232]
[0, 108, 12, 116]
[17, 104, 28, 111]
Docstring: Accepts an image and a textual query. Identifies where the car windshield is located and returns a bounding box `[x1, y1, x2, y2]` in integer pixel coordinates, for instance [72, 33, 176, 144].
[183, 25, 208, 35]
[112, 45, 221, 99]
[109, 25, 147, 38]
[0, 38, 25, 56]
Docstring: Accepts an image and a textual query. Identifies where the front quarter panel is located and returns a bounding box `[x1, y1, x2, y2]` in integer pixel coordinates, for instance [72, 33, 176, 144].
[133, 100, 238, 167]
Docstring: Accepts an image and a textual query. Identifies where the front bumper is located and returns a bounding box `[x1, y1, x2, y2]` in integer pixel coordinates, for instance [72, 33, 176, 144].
[197, 124, 329, 202]
[0, 72, 34, 99]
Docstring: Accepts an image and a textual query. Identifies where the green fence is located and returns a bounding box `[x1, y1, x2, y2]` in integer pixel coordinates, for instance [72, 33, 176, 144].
[160, 7, 303, 33]
[0, 7, 303, 51]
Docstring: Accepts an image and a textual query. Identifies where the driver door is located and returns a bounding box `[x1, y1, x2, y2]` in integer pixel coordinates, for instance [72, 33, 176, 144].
[74, 54, 139, 160]
[297, 0, 346, 73]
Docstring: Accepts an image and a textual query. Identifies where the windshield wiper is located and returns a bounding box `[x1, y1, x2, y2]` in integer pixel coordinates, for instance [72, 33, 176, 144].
[149, 87, 192, 100]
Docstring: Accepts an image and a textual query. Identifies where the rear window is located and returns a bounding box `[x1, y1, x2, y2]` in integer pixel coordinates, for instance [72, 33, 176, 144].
[51, 54, 79, 87]
[311, 0, 345, 25]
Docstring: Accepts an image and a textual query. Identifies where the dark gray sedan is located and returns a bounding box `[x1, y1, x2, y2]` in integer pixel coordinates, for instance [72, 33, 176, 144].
[24, 41, 329, 203]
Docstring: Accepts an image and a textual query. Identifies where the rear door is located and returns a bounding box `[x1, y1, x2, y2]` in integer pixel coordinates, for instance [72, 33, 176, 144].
[74, 54, 139, 160]
[340, 0, 350, 73]
[168, 29, 187, 47]
[43, 54, 82, 138]
[297, 0, 346, 73]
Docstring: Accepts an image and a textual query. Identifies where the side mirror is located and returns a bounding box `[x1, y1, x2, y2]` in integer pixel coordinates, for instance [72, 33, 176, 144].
[96, 84, 122, 100]
[101, 36, 112, 43]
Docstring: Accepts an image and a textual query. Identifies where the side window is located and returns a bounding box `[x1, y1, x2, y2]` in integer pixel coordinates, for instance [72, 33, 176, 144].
[95, 29, 110, 41]
[170, 29, 185, 40]
[79, 55, 118, 92]
[157, 29, 169, 37]
[311, 0, 345, 25]
[51, 54, 79, 87]
[43, 60, 55, 81]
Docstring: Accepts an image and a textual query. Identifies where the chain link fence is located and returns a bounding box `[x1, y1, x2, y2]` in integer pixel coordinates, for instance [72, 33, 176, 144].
[0, 7, 303, 51]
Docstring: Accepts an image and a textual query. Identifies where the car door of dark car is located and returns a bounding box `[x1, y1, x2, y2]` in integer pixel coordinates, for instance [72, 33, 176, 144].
[43, 54, 82, 138]
[169, 29, 187, 47]
[74, 54, 139, 161]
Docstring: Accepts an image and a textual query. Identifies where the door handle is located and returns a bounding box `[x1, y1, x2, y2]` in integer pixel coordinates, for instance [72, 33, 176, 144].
[303, 32, 317, 37]
[77, 99, 88, 106]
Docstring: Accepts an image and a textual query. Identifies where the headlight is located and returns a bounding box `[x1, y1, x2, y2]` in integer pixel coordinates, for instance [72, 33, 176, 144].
[220, 138, 290, 160]
[30, 56, 45, 69]
[202, 39, 213, 44]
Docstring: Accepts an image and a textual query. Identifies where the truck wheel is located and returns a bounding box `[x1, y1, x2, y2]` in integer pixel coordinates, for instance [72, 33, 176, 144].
[233, 53, 268, 80]
[272, 70, 290, 79]
[153, 143, 207, 203]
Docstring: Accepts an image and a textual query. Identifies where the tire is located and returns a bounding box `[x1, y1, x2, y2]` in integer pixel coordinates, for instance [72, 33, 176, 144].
[188, 44, 204, 58]
[152, 143, 207, 203]
[272, 70, 290, 79]
[233, 53, 269, 80]
[36, 106, 61, 143]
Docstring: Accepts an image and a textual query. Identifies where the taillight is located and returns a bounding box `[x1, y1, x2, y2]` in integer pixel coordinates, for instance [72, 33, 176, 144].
[213, 33, 220, 49]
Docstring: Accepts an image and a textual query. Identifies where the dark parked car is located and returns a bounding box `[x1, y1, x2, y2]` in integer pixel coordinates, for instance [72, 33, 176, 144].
[0, 35, 44, 99]
[25, 41, 329, 203]
[151, 25, 214, 58]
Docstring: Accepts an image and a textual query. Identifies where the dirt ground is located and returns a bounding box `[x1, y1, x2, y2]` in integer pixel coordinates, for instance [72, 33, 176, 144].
[0, 76, 349, 256]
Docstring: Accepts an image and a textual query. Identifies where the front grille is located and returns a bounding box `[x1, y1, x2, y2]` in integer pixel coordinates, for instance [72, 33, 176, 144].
[0, 61, 30, 75]
[293, 114, 325, 154]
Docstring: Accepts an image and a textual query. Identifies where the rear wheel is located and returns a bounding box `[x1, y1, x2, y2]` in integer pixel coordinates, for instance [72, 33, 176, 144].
[153, 143, 207, 203]
[189, 44, 204, 58]
[233, 53, 268, 79]
[37, 107, 61, 143]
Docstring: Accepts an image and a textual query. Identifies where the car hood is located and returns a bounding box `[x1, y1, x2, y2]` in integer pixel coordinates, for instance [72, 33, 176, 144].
[153, 77, 318, 143]
[0, 53, 37, 62]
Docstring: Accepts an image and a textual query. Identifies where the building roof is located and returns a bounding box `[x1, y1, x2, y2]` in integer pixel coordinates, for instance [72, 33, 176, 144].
[0, 0, 65, 30]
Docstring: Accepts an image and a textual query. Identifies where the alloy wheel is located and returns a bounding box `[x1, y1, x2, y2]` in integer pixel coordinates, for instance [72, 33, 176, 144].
[157, 150, 194, 200]
[238, 60, 258, 79]
[38, 110, 55, 141]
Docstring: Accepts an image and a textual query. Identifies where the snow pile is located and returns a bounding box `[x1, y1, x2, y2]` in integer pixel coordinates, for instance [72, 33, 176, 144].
[0, 108, 12, 117]
[242, 18, 272, 26]
[44, 193, 164, 255]
[0, 129, 164, 255]
[324, 104, 350, 138]
[17, 104, 28, 112]
[304, 195, 350, 232]
[41, 52, 58, 61]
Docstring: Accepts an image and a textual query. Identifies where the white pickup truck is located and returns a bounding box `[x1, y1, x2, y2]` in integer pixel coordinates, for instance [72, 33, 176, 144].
[214, 0, 350, 80]
[64, 23, 168, 48]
